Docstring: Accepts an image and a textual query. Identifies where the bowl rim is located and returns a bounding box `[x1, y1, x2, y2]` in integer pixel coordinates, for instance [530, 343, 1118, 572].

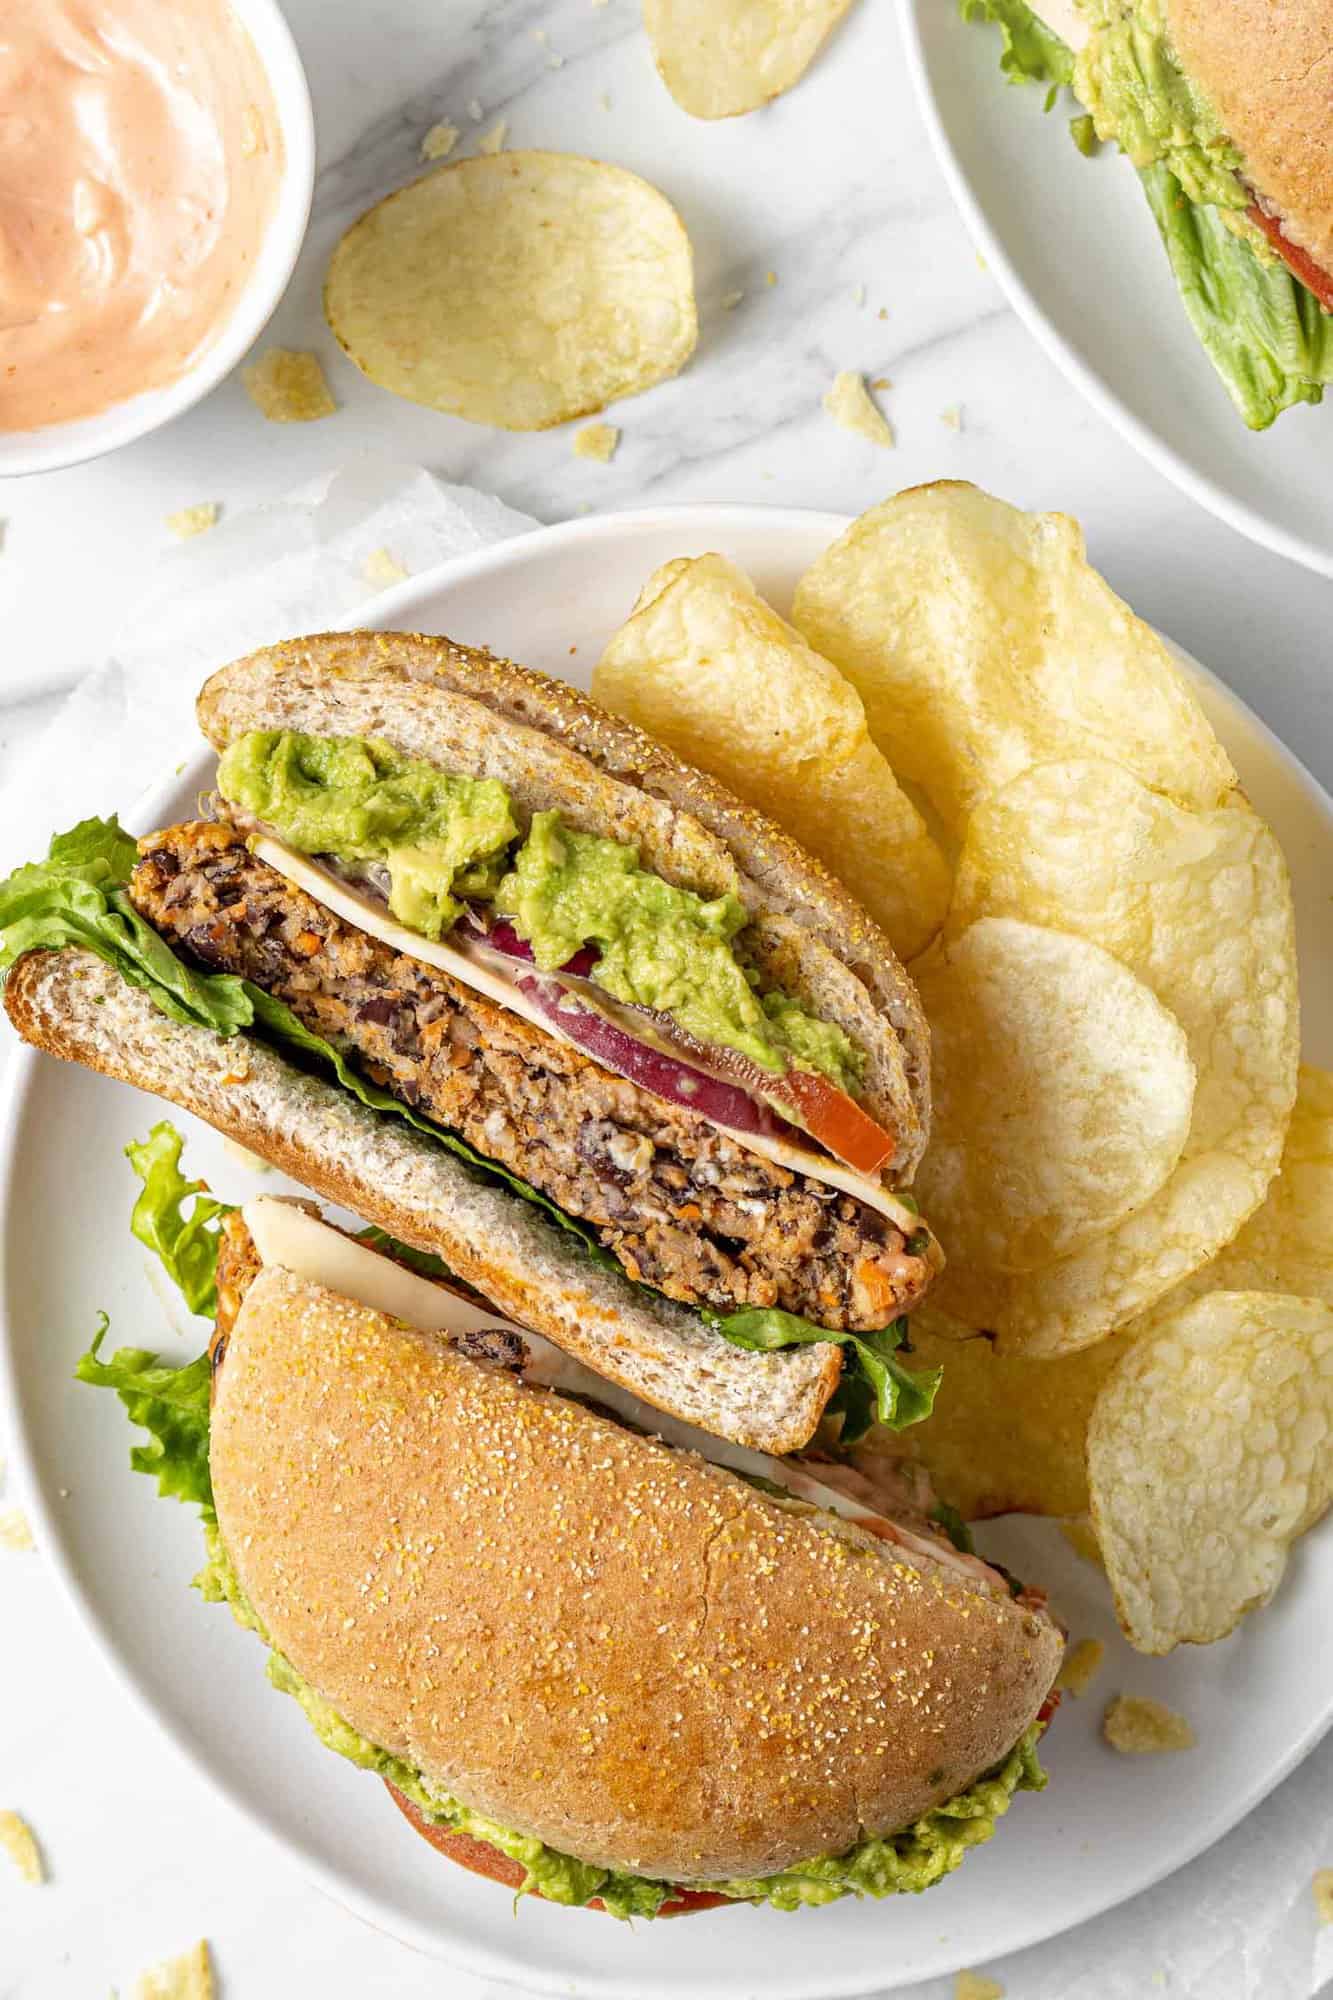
[0, 0, 316, 480]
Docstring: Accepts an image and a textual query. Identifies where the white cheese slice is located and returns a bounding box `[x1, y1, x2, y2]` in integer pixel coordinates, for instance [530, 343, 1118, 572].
[1029, 0, 1088, 51]
[249, 837, 919, 1234]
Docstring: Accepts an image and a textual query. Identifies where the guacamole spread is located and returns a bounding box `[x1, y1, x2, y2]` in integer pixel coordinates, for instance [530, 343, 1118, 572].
[217, 730, 864, 1094]
[194, 1526, 1044, 1918]
[1073, 0, 1245, 214]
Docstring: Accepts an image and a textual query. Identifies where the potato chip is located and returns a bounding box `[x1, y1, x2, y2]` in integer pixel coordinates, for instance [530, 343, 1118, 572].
[1313, 1871, 1333, 1925]
[325, 153, 697, 431]
[1057, 1638, 1104, 1697]
[573, 421, 620, 462]
[913, 918, 1195, 1278]
[644, 0, 855, 119]
[824, 371, 894, 447]
[945, 762, 1298, 1355]
[1060, 1517, 1105, 1567]
[164, 503, 219, 541]
[1088, 1292, 1333, 1652]
[1152, 1065, 1333, 1312]
[866, 1311, 1128, 1520]
[592, 553, 950, 959]
[1102, 1695, 1195, 1753]
[134, 1941, 213, 2000]
[791, 484, 1235, 836]
[0, 1811, 43, 1884]
[241, 348, 336, 423]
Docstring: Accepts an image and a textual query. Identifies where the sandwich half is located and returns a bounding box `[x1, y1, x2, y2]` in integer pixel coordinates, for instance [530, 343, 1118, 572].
[2, 632, 942, 1455]
[966, 0, 1333, 428]
[80, 1130, 1063, 1918]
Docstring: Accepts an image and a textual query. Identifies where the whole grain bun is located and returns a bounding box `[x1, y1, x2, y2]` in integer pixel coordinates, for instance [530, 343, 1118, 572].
[196, 630, 931, 1179]
[5, 948, 838, 1453]
[210, 1263, 1061, 1885]
[1167, 0, 1333, 275]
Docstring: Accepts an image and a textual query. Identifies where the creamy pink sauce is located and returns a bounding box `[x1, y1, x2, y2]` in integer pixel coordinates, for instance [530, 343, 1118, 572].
[0, 0, 283, 431]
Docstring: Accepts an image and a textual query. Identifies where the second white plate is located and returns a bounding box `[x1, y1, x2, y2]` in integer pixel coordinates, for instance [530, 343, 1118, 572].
[901, 0, 1333, 580]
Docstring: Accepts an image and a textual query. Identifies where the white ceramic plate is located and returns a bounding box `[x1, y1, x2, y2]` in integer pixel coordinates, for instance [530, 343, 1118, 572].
[900, 0, 1333, 580]
[4, 506, 1333, 1997]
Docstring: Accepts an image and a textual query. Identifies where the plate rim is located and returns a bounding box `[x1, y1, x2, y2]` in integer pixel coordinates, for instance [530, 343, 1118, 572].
[4, 498, 1333, 1995]
[897, 0, 1333, 583]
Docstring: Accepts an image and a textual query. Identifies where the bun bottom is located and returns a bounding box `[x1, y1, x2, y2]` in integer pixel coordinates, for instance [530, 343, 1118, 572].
[384, 1784, 732, 1918]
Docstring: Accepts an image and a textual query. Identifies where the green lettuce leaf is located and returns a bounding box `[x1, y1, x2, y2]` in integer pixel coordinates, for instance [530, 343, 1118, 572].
[12, 819, 937, 1434]
[714, 1307, 942, 1443]
[1139, 162, 1333, 429]
[75, 1318, 215, 1517]
[126, 1122, 233, 1319]
[0, 817, 253, 1034]
[960, 0, 1072, 94]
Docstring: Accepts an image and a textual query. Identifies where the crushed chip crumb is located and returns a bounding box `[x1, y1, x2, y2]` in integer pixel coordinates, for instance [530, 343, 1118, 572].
[877, 305, 889, 319]
[1060, 1518, 1104, 1567]
[955, 1975, 1004, 2000]
[573, 422, 620, 463]
[164, 503, 219, 541]
[467, 97, 484, 122]
[363, 546, 410, 588]
[1313, 1870, 1333, 1924]
[421, 120, 459, 162]
[240, 105, 267, 159]
[242, 349, 336, 423]
[824, 370, 894, 447]
[1103, 1695, 1195, 1755]
[0, 1507, 34, 1551]
[976, 251, 988, 271]
[600, 90, 613, 109]
[132, 1940, 213, 2000]
[0, 1812, 43, 1884]
[765, 270, 778, 286]
[870, 375, 891, 390]
[941, 404, 964, 431]
[720, 289, 745, 311]
[1057, 1637, 1105, 1697]
[531, 24, 548, 39]
[853, 283, 866, 306]
[548, 52, 565, 68]
[478, 118, 508, 155]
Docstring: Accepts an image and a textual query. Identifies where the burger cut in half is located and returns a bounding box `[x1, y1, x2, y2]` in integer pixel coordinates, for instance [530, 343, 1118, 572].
[80, 1129, 1063, 1919]
[3, 631, 943, 1459]
[967, 0, 1333, 429]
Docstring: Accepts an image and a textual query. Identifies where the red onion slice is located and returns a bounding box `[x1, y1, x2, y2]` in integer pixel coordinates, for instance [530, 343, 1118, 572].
[459, 910, 598, 978]
[517, 974, 797, 1140]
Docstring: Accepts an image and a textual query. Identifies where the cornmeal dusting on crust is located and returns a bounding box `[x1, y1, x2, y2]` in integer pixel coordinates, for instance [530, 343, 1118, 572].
[210, 1269, 1060, 1882]
[1102, 1695, 1195, 1755]
[0, 1812, 43, 1884]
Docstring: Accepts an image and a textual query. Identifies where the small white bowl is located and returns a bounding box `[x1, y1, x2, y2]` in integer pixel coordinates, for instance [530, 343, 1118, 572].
[0, 0, 315, 479]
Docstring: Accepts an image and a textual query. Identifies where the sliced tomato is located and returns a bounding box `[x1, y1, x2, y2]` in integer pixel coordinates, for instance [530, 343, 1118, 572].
[1246, 202, 1333, 313]
[773, 1068, 897, 1175]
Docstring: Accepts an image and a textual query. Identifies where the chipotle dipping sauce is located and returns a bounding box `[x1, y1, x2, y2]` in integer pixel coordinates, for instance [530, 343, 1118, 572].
[0, 0, 284, 431]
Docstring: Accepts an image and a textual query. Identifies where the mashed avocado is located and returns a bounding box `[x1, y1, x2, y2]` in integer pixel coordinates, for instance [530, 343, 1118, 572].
[217, 731, 517, 938]
[194, 1526, 1045, 1919]
[217, 731, 864, 1094]
[1073, 0, 1246, 214]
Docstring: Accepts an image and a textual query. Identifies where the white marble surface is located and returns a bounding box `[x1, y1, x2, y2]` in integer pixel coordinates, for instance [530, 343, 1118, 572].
[4, 3, 1333, 1997]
